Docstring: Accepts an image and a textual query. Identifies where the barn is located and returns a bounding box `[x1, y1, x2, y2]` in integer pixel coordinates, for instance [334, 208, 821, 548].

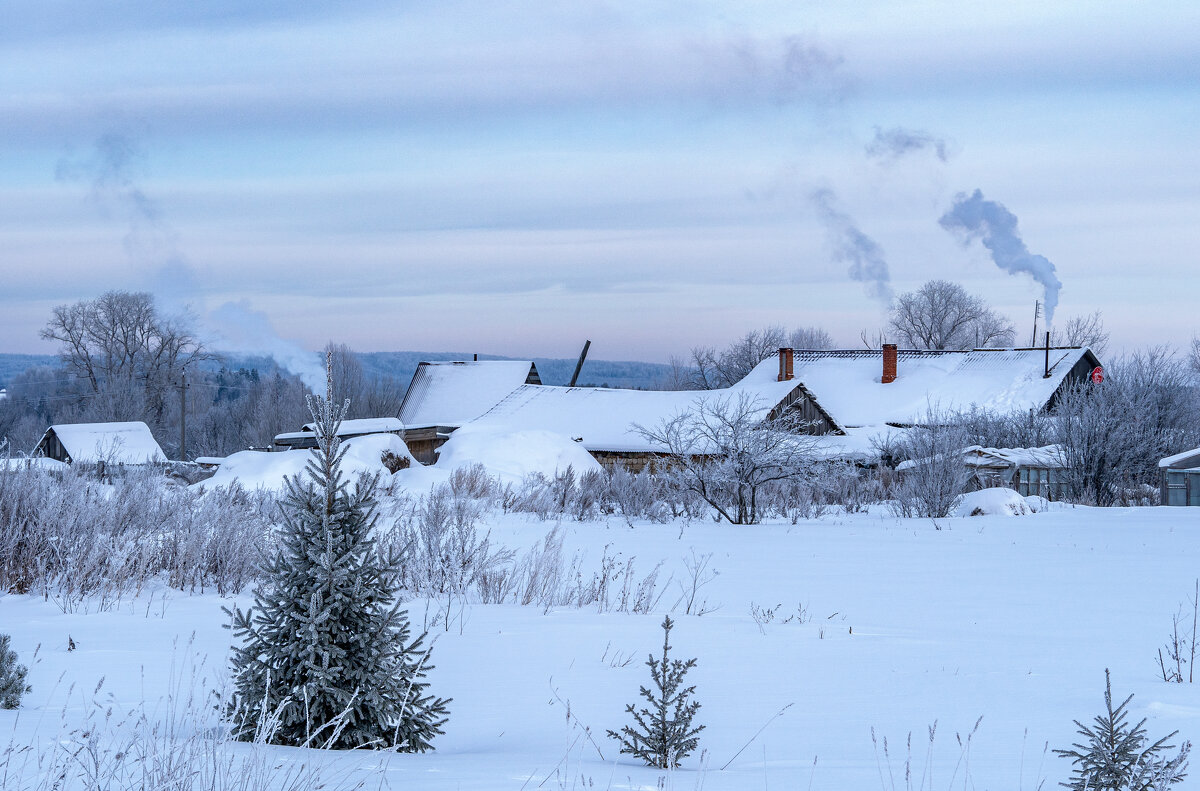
[33, 422, 168, 466]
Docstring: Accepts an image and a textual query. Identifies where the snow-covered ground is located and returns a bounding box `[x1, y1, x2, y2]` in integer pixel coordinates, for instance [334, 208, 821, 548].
[4, 505, 1200, 789]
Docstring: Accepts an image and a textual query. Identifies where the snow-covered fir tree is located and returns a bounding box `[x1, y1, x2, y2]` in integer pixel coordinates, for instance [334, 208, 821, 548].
[225, 360, 449, 750]
[608, 615, 704, 768]
[0, 633, 30, 709]
[1054, 669, 1189, 791]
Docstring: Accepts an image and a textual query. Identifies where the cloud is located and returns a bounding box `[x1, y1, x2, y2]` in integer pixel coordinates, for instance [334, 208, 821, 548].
[810, 187, 892, 304]
[865, 126, 949, 163]
[939, 189, 1063, 323]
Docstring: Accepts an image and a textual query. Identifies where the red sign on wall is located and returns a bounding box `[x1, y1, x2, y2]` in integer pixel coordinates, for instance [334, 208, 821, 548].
[1090, 366, 1104, 384]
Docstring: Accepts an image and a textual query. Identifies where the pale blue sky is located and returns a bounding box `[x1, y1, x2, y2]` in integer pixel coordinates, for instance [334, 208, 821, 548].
[2, 1, 1197, 362]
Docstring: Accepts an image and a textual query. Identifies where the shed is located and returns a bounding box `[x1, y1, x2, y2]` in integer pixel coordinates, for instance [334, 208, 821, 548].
[1159, 448, 1200, 506]
[33, 422, 167, 465]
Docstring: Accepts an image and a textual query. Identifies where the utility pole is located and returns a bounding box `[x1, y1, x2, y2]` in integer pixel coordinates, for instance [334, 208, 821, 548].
[1030, 300, 1042, 347]
[178, 373, 189, 461]
[569, 340, 591, 388]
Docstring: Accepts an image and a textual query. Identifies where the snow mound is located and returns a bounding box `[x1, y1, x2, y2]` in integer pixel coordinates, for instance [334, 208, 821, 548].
[194, 433, 415, 493]
[1023, 495, 1050, 513]
[433, 424, 602, 484]
[953, 487, 1032, 517]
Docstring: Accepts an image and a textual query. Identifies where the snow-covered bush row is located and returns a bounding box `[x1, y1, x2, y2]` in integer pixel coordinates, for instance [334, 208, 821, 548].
[380, 473, 667, 617]
[0, 464, 273, 604]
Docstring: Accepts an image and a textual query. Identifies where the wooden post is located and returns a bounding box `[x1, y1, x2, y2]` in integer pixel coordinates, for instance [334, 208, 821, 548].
[179, 373, 188, 461]
[569, 340, 591, 387]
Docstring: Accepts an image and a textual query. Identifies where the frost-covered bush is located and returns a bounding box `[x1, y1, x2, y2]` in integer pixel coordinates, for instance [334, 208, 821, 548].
[0, 633, 30, 709]
[0, 464, 273, 604]
[889, 421, 973, 519]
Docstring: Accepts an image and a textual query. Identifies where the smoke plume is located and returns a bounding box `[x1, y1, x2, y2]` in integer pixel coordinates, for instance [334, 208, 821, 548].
[810, 188, 893, 304]
[58, 132, 325, 389]
[865, 126, 949, 163]
[939, 189, 1062, 323]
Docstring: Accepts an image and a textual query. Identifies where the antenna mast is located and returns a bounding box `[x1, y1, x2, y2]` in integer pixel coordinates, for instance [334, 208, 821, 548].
[1030, 300, 1042, 347]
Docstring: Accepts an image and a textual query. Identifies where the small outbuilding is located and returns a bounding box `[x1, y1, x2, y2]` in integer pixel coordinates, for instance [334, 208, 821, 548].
[33, 421, 168, 465]
[1160, 448, 1200, 506]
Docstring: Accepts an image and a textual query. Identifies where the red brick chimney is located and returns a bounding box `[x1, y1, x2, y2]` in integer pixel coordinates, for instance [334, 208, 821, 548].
[777, 348, 794, 382]
[882, 344, 897, 384]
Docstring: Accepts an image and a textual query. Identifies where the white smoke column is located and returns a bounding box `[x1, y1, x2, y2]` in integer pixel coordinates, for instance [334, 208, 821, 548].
[810, 188, 893, 304]
[206, 301, 326, 391]
[939, 189, 1063, 324]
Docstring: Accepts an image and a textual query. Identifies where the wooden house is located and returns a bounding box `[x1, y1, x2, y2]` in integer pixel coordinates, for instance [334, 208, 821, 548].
[33, 422, 167, 466]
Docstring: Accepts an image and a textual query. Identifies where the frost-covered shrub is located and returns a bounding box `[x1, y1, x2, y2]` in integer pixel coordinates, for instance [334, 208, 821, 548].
[608, 467, 672, 524]
[889, 421, 973, 519]
[0, 633, 30, 709]
[387, 481, 513, 598]
[0, 464, 274, 604]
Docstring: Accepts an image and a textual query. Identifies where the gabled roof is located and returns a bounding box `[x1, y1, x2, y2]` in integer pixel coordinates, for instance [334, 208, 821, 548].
[471, 361, 809, 453]
[399, 361, 541, 429]
[779, 347, 1100, 427]
[37, 421, 167, 464]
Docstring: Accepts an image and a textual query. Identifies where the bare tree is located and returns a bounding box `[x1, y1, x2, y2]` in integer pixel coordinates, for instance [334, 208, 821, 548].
[634, 393, 817, 524]
[322, 342, 406, 418]
[788, 326, 834, 350]
[888, 280, 1016, 350]
[684, 325, 834, 390]
[1051, 347, 1200, 505]
[889, 419, 973, 518]
[40, 291, 210, 425]
[1190, 337, 1200, 381]
[1051, 311, 1110, 356]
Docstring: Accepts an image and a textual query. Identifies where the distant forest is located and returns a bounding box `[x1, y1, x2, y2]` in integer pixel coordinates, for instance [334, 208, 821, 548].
[0, 351, 673, 392]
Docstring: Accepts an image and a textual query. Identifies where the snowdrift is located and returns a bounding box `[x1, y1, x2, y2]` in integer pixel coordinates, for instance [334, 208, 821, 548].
[194, 434, 416, 492]
[953, 487, 1033, 517]
[432, 424, 602, 485]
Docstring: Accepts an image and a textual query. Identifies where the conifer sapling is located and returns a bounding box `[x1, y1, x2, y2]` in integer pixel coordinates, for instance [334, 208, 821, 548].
[1054, 668, 1189, 790]
[608, 615, 704, 769]
[225, 356, 449, 750]
[0, 634, 30, 709]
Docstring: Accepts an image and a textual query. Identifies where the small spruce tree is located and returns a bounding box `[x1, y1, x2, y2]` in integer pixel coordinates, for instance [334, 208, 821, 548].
[1054, 669, 1190, 791]
[225, 360, 449, 750]
[0, 634, 30, 709]
[607, 615, 704, 769]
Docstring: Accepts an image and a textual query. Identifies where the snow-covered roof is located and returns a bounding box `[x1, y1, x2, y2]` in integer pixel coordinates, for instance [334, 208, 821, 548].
[897, 444, 1065, 472]
[470, 361, 806, 454]
[962, 445, 1065, 468]
[1159, 448, 1200, 469]
[274, 417, 405, 444]
[787, 347, 1096, 427]
[399, 361, 540, 428]
[38, 421, 167, 464]
[299, 417, 404, 435]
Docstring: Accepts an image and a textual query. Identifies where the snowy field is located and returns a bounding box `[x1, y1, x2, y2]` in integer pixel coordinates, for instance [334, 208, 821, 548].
[3, 505, 1200, 790]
